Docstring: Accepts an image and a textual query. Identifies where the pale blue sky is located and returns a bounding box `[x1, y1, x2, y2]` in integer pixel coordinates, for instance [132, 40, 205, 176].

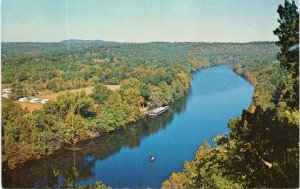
[1, 0, 298, 42]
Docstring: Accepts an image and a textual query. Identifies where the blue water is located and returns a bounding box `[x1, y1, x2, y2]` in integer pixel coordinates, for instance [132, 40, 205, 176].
[4, 65, 254, 188]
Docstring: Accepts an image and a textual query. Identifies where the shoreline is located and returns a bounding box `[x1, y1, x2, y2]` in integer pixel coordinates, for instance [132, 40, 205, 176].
[5, 62, 249, 170]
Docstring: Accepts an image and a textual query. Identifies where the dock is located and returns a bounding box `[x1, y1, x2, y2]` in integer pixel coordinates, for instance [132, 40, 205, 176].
[148, 106, 169, 117]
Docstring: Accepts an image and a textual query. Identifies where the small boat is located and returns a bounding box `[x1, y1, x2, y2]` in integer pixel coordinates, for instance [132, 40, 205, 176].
[148, 106, 169, 117]
[149, 156, 155, 162]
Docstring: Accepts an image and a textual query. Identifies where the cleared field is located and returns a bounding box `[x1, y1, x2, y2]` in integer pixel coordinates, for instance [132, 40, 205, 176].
[16, 101, 42, 112]
[17, 85, 121, 112]
[36, 86, 94, 100]
[37, 85, 120, 100]
[106, 84, 121, 91]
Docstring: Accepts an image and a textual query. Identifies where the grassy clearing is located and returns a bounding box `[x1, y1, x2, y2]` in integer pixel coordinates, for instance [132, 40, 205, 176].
[36, 86, 94, 100]
[18, 85, 121, 111]
[105, 84, 121, 91]
[16, 101, 42, 112]
[36, 85, 120, 100]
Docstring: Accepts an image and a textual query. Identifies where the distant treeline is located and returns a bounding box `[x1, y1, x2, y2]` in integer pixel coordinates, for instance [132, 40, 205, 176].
[2, 41, 277, 96]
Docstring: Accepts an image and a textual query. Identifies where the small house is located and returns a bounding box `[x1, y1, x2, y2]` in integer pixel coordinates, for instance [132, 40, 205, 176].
[2, 88, 12, 94]
[30, 98, 39, 103]
[41, 99, 49, 104]
[19, 97, 28, 102]
[2, 94, 10, 98]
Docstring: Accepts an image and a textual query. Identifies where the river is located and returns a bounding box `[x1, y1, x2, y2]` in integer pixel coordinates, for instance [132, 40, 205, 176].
[3, 64, 254, 188]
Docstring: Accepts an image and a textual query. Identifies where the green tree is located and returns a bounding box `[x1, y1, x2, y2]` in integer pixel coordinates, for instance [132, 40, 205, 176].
[75, 180, 111, 189]
[273, 0, 299, 77]
[1, 99, 26, 168]
[122, 88, 144, 108]
[90, 84, 111, 104]
[147, 85, 162, 108]
[11, 81, 29, 100]
[273, 0, 299, 109]
[94, 108, 126, 132]
[65, 112, 89, 144]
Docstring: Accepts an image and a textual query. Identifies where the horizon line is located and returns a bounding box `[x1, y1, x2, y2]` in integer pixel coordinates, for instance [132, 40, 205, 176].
[1, 39, 276, 44]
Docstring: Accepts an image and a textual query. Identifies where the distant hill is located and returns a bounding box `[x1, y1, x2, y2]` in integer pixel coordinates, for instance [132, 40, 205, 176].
[60, 39, 119, 45]
[1, 40, 275, 55]
[1, 39, 119, 54]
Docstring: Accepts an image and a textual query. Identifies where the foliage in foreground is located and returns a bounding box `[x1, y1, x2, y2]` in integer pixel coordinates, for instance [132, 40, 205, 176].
[76, 180, 111, 189]
[162, 1, 299, 188]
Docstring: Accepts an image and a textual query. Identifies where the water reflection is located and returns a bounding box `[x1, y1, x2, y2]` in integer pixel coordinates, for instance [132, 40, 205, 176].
[3, 90, 190, 188]
[4, 65, 254, 188]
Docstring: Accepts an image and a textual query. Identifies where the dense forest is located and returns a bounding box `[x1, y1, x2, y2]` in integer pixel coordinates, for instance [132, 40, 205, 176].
[2, 39, 278, 169]
[2, 41, 277, 94]
[162, 1, 299, 188]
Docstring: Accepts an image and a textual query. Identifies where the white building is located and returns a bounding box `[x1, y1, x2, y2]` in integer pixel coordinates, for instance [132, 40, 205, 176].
[19, 97, 28, 102]
[30, 98, 39, 103]
[2, 88, 12, 94]
[2, 94, 10, 98]
[41, 99, 49, 104]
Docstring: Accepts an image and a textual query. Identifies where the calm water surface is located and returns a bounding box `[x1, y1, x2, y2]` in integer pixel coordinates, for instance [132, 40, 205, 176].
[4, 65, 254, 188]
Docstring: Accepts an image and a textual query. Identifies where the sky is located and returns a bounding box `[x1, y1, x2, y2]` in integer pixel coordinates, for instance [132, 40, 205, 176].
[1, 0, 298, 43]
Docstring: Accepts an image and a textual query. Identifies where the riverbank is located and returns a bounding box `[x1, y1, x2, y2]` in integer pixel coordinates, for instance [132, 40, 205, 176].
[4, 63, 224, 171]
[232, 64, 257, 86]
[3, 65, 208, 170]
[161, 59, 296, 189]
[3, 64, 255, 188]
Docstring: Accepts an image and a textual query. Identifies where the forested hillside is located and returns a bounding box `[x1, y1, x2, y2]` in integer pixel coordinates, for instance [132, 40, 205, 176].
[2, 41, 277, 95]
[1, 37, 280, 170]
[162, 1, 299, 188]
